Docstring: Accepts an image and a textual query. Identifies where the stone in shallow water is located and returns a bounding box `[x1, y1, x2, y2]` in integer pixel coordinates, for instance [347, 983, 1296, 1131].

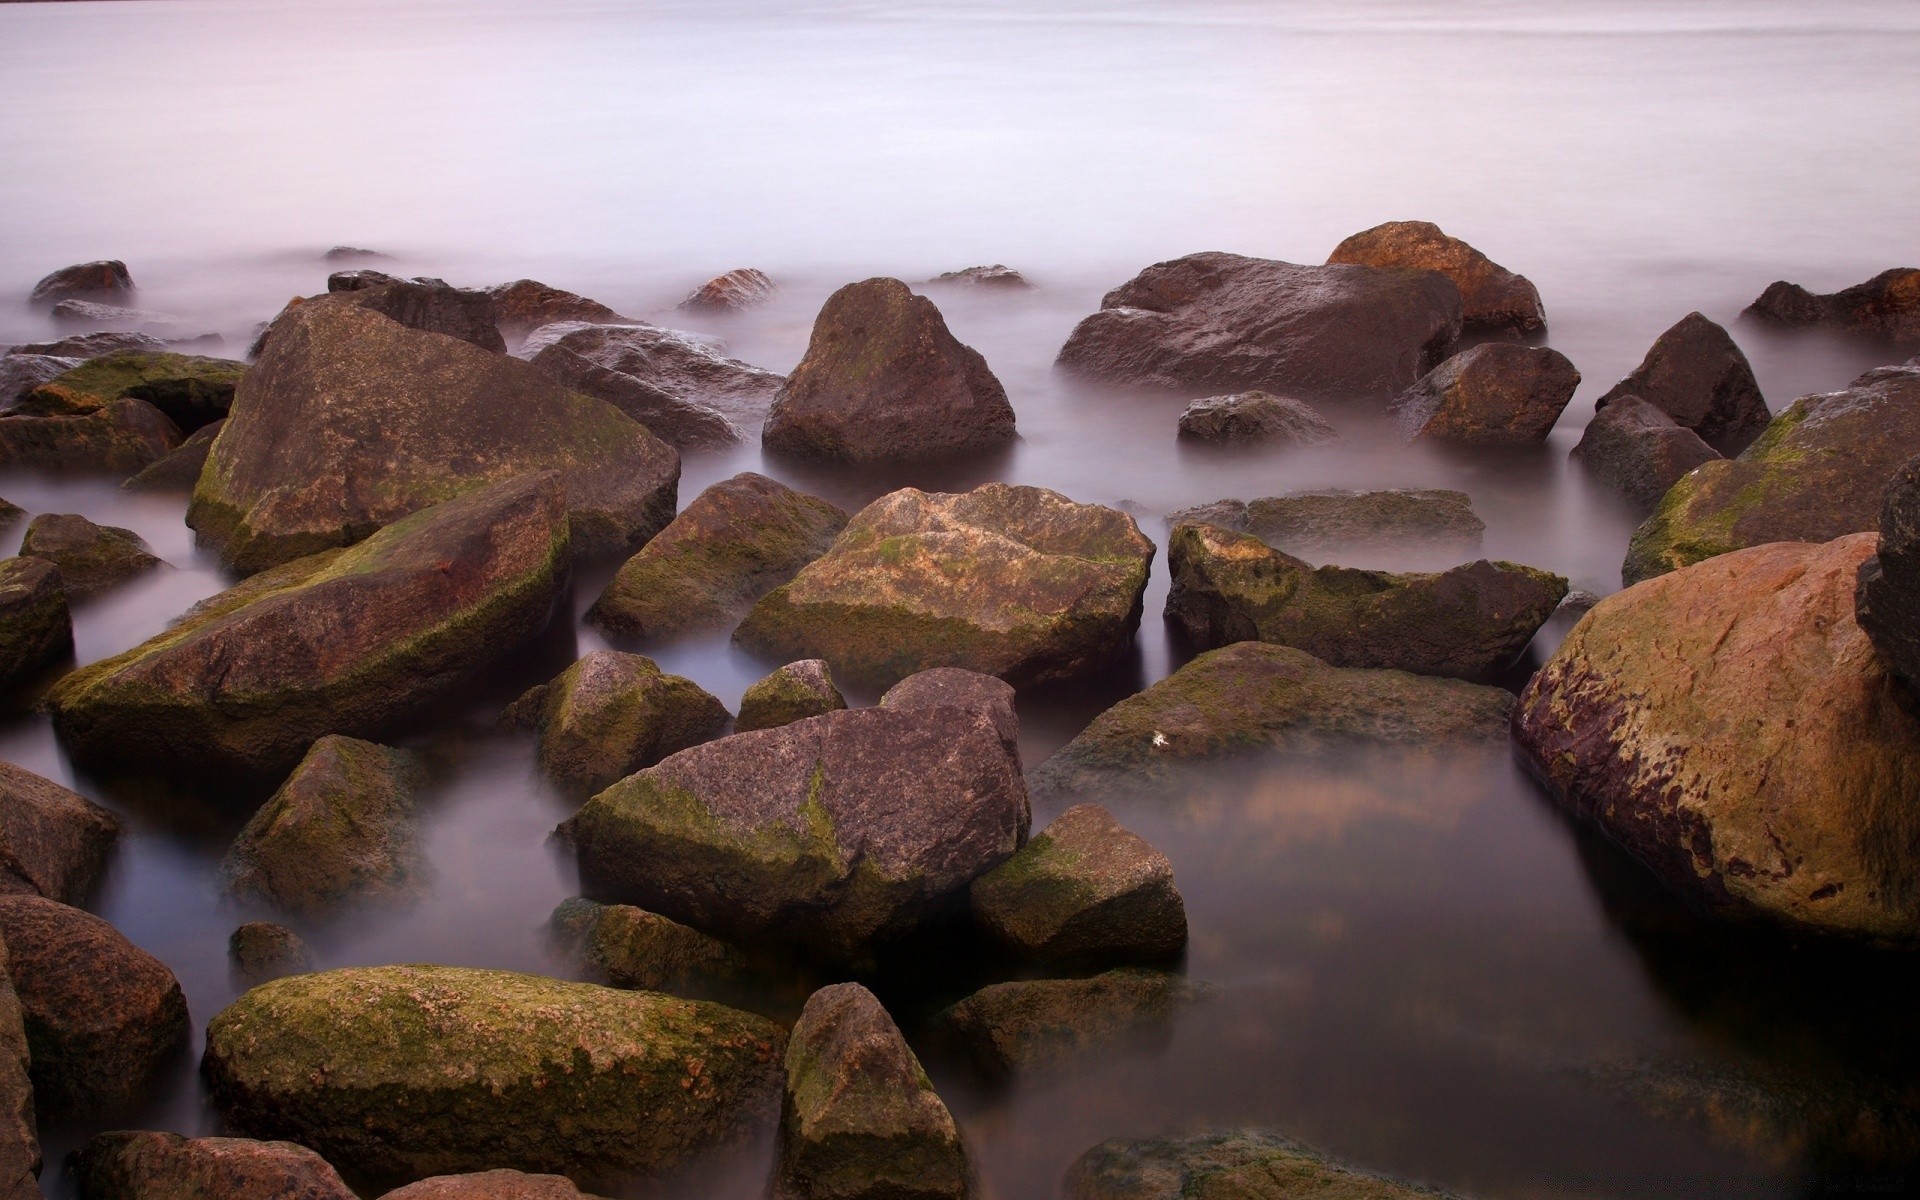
[18, 512, 161, 602]
[1595, 312, 1769, 454]
[549, 897, 755, 999]
[736, 659, 846, 733]
[1328, 219, 1545, 336]
[928, 264, 1031, 289]
[75, 1131, 355, 1200]
[0, 355, 78, 411]
[1391, 342, 1578, 444]
[0, 760, 119, 905]
[1065, 1129, 1456, 1200]
[1743, 268, 1920, 347]
[0, 558, 72, 695]
[28, 260, 134, 307]
[0, 396, 182, 475]
[680, 267, 777, 313]
[1571, 396, 1720, 511]
[21, 350, 245, 433]
[7, 331, 165, 359]
[229, 921, 313, 986]
[120, 418, 224, 493]
[930, 969, 1205, 1080]
[486, 278, 626, 336]
[1175, 391, 1335, 446]
[504, 650, 731, 796]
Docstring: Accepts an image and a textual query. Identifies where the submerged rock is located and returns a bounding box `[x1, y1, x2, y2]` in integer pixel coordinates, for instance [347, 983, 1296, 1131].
[486, 279, 625, 336]
[0, 935, 36, 1200]
[0, 355, 78, 411]
[120, 418, 223, 493]
[680, 268, 776, 313]
[49, 300, 182, 334]
[1065, 1130, 1454, 1200]
[1857, 455, 1920, 691]
[0, 558, 72, 694]
[505, 651, 730, 796]
[931, 969, 1203, 1080]
[550, 898, 754, 998]
[736, 660, 846, 733]
[380, 1170, 598, 1200]
[878, 667, 1019, 756]
[1327, 220, 1545, 336]
[0, 397, 181, 475]
[1571, 396, 1721, 510]
[28, 261, 133, 307]
[228, 921, 313, 986]
[523, 340, 738, 449]
[1175, 391, 1335, 446]
[22, 350, 244, 433]
[19, 513, 161, 601]
[1391, 342, 1578, 443]
[928, 264, 1031, 289]
[0, 761, 119, 905]
[519, 320, 783, 429]
[1594, 312, 1770, 453]
[1744, 268, 1920, 347]
[1170, 489, 1486, 565]
[74, 1131, 355, 1200]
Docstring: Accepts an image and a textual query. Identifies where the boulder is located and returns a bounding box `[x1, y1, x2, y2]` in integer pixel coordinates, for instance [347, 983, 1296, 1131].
[1514, 534, 1920, 942]
[202, 965, 784, 1186]
[586, 472, 846, 640]
[779, 983, 969, 1200]
[1623, 363, 1920, 584]
[0, 895, 188, 1116]
[0, 761, 120, 904]
[18, 513, 162, 601]
[325, 269, 402, 292]
[878, 667, 1019, 756]
[736, 660, 846, 734]
[21, 351, 244, 433]
[736, 484, 1154, 689]
[928, 264, 1031, 289]
[0, 935, 36, 1200]
[1165, 522, 1566, 680]
[558, 704, 1028, 960]
[0, 397, 182, 475]
[381, 1170, 596, 1200]
[519, 320, 783, 428]
[1174, 391, 1336, 446]
[504, 651, 730, 796]
[485, 279, 625, 337]
[189, 301, 677, 573]
[74, 1131, 355, 1200]
[1054, 252, 1461, 402]
[1594, 313, 1770, 453]
[521, 341, 738, 449]
[323, 246, 387, 261]
[121, 419, 224, 493]
[1028, 642, 1513, 801]
[1391, 342, 1579, 443]
[28, 261, 133, 307]
[1744, 268, 1920, 347]
[50, 301, 183, 334]
[1167, 489, 1486, 563]
[229, 922, 312, 986]
[50, 473, 572, 781]
[0, 558, 72, 693]
[1571, 396, 1721, 510]
[549, 898, 754, 998]
[930, 969, 1203, 1080]
[1858, 455, 1920, 690]
[220, 736, 425, 915]
[325, 279, 505, 352]
[1065, 1131, 1454, 1200]
[0, 355, 78, 411]
[680, 268, 776, 313]
[6, 331, 165, 359]
[1327, 220, 1545, 336]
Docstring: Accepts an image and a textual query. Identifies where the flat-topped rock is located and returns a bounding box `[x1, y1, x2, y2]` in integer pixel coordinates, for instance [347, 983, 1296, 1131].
[6, 331, 164, 359]
[931, 969, 1204, 1080]
[21, 350, 244, 433]
[1391, 342, 1578, 443]
[504, 650, 730, 796]
[19, 513, 161, 601]
[1175, 391, 1336, 446]
[928, 264, 1031, 289]
[1066, 1130, 1459, 1200]
[381, 1170, 598, 1200]
[1328, 220, 1544, 336]
[879, 667, 1019, 755]
[1594, 312, 1769, 453]
[0, 760, 119, 905]
[736, 660, 846, 733]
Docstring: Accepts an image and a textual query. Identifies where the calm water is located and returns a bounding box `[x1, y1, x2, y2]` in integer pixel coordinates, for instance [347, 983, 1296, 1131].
[4, 1, 1920, 1196]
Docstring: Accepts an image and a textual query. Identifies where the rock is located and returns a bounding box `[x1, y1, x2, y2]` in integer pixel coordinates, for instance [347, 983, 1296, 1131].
[220, 736, 424, 915]
[20, 351, 244, 433]
[504, 651, 730, 796]
[1165, 522, 1566, 680]
[0, 501, 16, 531]
[202, 965, 784, 1185]
[1055, 252, 1462, 402]
[1571, 397, 1722, 510]
[0, 558, 72, 693]
[121, 419, 223, 493]
[0, 936, 37, 1199]
[1391, 343, 1579, 443]
[49, 300, 184, 334]
[1236, 488, 1485, 563]
[736, 484, 1154, 689]
[1744, 268, 1920, 346]
[0, 397, 182, 475]
[779, 983, 968, 1200]
[1514, 533, 1920, 942]
[326, 279, 505, 353]
[0, 895, 188, 1116]
[878, 667, 1019, 756]
[928, 264, 1031, 289]
[680, 268, 776, 313]
[1555, 589, 1602, 620]
[930, 969, 1203, 1080]
[29, 261, 133, 307]
[1327, 220, 1545, 336]
[380, 1170, 597, 1200]
[1858, 455, 1920, 690]
[485, 279, 625, 337]
[6, 331, 166, 359]
[1594, 313, 1770, 453]
[558, 703, 1028, 960]
[50, 473, 572, 781]
[325, 269, 402, 292]
[1623, 363, 1920, 584]
[1175, 391, 1336, 446]
[1064, 1130, 1454, 1200]
[0, 355, 78, 411]
[736, 660, 846, 733]
[587, 472, 846, 640]
[763, 278, 1017, 463]
[549, 898, 754, 997]
[18, 513, 162, 601]
[518, 320, 783, 430]
[324, 246, 387, 261]
[229, 922, 312, 985]
[74, 1131, 355, 1200]
[523, 340, 739, 449]
[187, 300, 677, 573]
[0, 761, 119, 905]
[970, 804, 1185, 967]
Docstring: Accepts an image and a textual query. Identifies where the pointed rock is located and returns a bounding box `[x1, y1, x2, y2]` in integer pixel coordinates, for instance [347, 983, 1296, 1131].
[1594, 312, 1768, 453]
[737, 660, 846, 733]
[0, 396, 181, 475]
[504, 651, 730, 796]
[19, 513, 161, 601]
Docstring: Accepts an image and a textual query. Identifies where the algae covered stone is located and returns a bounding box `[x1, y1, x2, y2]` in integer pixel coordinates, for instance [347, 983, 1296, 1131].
[0, 760, 120, 905]
[549, 898, 755, 999]
[201, 965, 784, 1187]
[0, 397, 181, 475]
[737, 660, 846, 733]
[931, 969, 1204, 1080]
[0, 558, 72, 694]
[1065, 1130, 1457, 1200]
[74, 1131, 355, 1200]
[229, 921, 313, 986]
[18, 513, 161, 601]
[121, 418, 223, 493]
[505, 650, 730, 795]
[22, 350, 244, 433]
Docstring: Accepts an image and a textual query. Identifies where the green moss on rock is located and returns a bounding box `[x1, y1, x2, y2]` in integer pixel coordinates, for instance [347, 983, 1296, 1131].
[737, 660, 846, 733]
[930, 969, 1206, 1080]
[506, 651, 730, 795]
[23, 350, 245, 432]
[1065, 1130, 1461, 1200]
[0, 557, 71, 693]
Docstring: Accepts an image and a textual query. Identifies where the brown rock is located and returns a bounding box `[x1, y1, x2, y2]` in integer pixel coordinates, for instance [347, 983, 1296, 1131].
[74, 1131, 355, 1200]
[381, 1170, 596, 1200]
[1572, 396, 1721, 510]
[549, 898, 754, 998]
[1391, 342, 1579, 443]
[736, 660, 846, 734]
[1066, 1130, 1453, 1200]
[1328, 220, 1545, 335]
[1744, 269, 1920, 347]
[20, 350, 245, 433]
[486, 279, 625, 337]
[0, 761, 119, 905]
[522, 342, 738, 450]
[323, 279, 504, 352]
[8, 332, 165, 359]
[1175, 391, 1336, 446]
[518, 320, 782, 431]
[930, 969, 1203, 1080]
[0, 397, 182, 475]
[0, 356, 78, 411]
[121, 419, 224, 493]
[29, 261, 133, 307]
[1595, 313, 1770, 453]
[928, 264, 1031, 289]
[680, 268, 776, 313]
[1858, 454, 1920, 691]
[19, 513, 161, 601]
[0, 558, 72, 694]
[0, 935, 38, 1199]
[1241, 488, 1485, 563]
[228, 922, 312, 986]
[878, 667, 1019, 756]
[504, 651, 730, 796]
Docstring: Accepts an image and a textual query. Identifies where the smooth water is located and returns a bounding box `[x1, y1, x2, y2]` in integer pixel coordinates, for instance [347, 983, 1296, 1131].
[3, 1, 1920, 1196]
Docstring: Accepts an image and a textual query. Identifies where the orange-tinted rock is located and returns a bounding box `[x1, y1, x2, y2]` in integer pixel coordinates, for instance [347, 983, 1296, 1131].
[1327, 221, 1543, 336]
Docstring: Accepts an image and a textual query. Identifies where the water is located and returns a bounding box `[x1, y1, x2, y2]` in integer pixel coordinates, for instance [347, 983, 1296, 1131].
[3, 0, 1920, 1196]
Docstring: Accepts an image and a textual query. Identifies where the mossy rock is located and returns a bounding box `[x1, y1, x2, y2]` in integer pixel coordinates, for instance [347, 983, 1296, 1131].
[22, 349, 245, 432]
[0, 396, 181, 475]
[549, 898, 756, 1000]
[18, 512, 161, 602]
[0, 557, 71, 694]
[229, 921, 313, 986]
[930, 969, 1205, 1080]
[736, 660, 845, 733]
[505, 650, 730, 796]
[121, 418, 223, 493]
[1065, 1130, 1462, 1199]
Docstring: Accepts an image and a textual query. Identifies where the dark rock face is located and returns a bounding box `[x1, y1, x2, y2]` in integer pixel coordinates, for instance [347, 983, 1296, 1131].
[0, 559, 72, 693]
[0, 761, 119, 905]
[0, 397, 182, 475]
[0, 935, 37, 1200]
[28, 261, 133, 307]
[1175, 391, 1336, 446]
[19, 513, 161, 601]
[1858, 455, 1920, 691]
[1327, 220, 1545, 336]
[519, 320, 783, 432]
[521, 341, 738, 450]
[1055, 252, 1462, 402]
[550, 898, 754, 999]
[559, 704, 1029, 960]
[1165, 522, 1566, 680]
[1065, 1130, 1449, 1200]
[7, 332, 166, 359]
[121, 419, 223, 493]
[74, 1131, 356, 1200]
[681, 268, 777, 313]
[379, 1170, 596, 1200]
[22, 351, 244, 433]
[51, 474, 572, 781]
[779, 983, 969, 1200]
[928, 265, 1031, 289]
[228, 922, 312, 986]
[485, 279, 625, 337]
[930, 969, 1203, 1080]
[1595, 313, 1770, 453]
[1572, 396, 1721, 510]
[328, 279, 505, 353]
[0, 895, 188, 1117]
[736, 660, 846, 734]
[325, 269, 402, 292]
[1391, 343, 1579, 443]
[188, 300, 677, 574]
[763, 278, 1016, 463]
[504, 651, 731, 796]
[0, 355, 78, 411]
[1744, 268, 1920, 347]
[588, 472, 847, 640]
[878, 668, 1019, 756]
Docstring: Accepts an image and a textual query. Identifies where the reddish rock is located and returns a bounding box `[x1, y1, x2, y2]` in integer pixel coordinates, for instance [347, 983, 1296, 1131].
[1744, 268, 1920, 347]
[28, 261, 133, 307]
[75, 1131, 355, 1200]
[1392, 342, 1579, 443]
[680, 268, 776, 313]
[1328, 220, 1544, 335]
[0, 761, 119, 905]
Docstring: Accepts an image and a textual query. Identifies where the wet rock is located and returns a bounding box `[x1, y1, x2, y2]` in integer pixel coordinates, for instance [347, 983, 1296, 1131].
[971, 804, 1185, 968]
[1165, 522, 1565, 680]
[0, 761, 119, 905]
[121, 419, 224, 493]
[28, 261, 133, 307]
[504, 651, 730, 796]
[324, 245, 387, 261]
[74, 1131, 355, 1200]
[1029, 642, 1512, 801]
[680, 268, 776, 313]
[878, 667, 1019, 756]
[1327, 220, 1545, 336]
[325, 269, 402, 292]
[1623, 363, 1920, 584]
[49, 301, 183, 334]
[380, 1170, 597, 1200]
[221, 736, 424, 915]
[1515, 533, 1920, 942]
[523, 340, 739, 449]
[930, 969, 1203, 1080]
[0, 935, 37, 1199]
[737, 660, 846, 734]
[1065, 1130, 1452, 1200]
[21, 351, 244, 433]
[324, 278, 505, 352]
[1858, 455, 1920, 691]
[202, 964, 784, 1185]
[1055, 252, 1461, 402]
[1391, 342, 1579, 443]
[0, 397, 182, 475]
[1572, 396, 1721, 510]
[228, 922, 312, 986]
[6, 331, 165, 359]
[51, 474, 572, 781]
[928, 264, 1031, 289]
[1238, 488, 1485, 563]
[549, 898, 754, 997]
[188, 300, 677, 573]
[0, 558, 72, 693]
[736, 484, 1153, 689]
[559, 704, 1028, 960]
[486, 279, 625, 337]
[519, 320, 783, 430]
[779, 983, 968, 1200]
[1162, 498, 1251, 532]
[1744, 268, 1920, 347]
[1175, 391, 1336, 446]
[1594, 313, 1770, 453]
[0, 355, 78, 411]
[18, 514, 161, 602]
[0, 895, 188, 1117]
